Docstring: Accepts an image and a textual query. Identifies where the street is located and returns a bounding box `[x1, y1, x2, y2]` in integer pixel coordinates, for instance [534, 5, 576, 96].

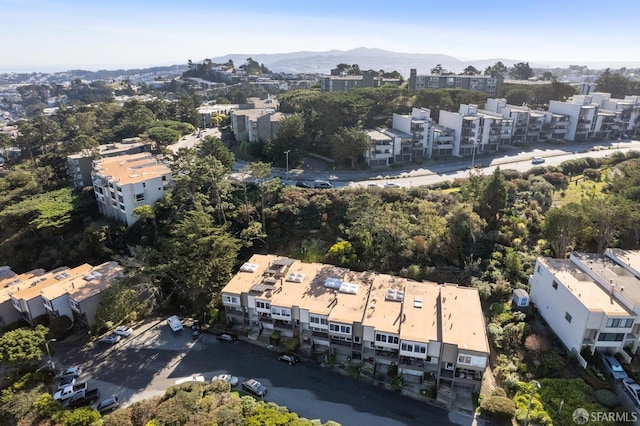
[55, 319, 480, 426]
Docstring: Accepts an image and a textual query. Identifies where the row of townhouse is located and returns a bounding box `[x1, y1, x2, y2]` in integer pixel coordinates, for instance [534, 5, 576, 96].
[362, 92, 640, 166]
[530, 249, 640, 364]
[221, 254, 489, 396]
[0, 262, 122, 329]
[91, 152, 172, 226]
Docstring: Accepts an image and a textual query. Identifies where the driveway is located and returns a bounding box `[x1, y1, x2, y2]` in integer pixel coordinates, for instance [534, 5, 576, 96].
[55, 318, 483, 425]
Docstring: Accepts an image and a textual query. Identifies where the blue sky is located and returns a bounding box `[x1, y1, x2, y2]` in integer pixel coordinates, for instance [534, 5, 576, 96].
[2, 0, 637, 72]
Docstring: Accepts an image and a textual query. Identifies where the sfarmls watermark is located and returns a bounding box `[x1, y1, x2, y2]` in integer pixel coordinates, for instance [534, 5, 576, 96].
[572, 407, 637, 424]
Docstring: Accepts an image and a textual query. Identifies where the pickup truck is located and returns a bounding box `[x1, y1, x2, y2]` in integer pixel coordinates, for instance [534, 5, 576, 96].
[53, 383, 87, 401]
[64, 388, 100, 409]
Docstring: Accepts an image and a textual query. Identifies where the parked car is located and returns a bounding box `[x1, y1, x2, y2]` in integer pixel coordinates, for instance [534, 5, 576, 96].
[600, 354, 629, 380]
[313, 180, 333, 189]
[64, 387, 100, 409]
[623, 378, 640, 407]
[174, 375, 205, 385]
[277, 352, 300, 365]
[56, 377, 76, 391]
[54, 383, 87, 401]
[95, 396, 120, 414]
[384, 182, 401, 188]
[212, 374, 239, 387]
[59, 366, 82, 380]
[114, 325, 133, 337]
[367, 183, 380, 188]
[217, 332, 237, 342]
[295, 181, 311, 188]
[99, 333, 121, 345]
[531, 156, 545, 164]
[242, 379, 267, 397]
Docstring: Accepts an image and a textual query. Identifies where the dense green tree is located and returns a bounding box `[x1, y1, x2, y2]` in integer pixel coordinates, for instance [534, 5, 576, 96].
[461, 65, 481, 75]
[199, 135, 235, 170]
[113, 100, 156, 140]
[477, 168, 509, 229]
[64, 134, 99, 156]
[0, 325, 49, 370]
[596, 69, 635, 98]
[543, 203, 584, 257]
[330, 127, 370, 168]
[146, 126, 180, 147]
[509, 62, 534, 80]
[484, 61, 508, 78]
[265, 114, 305, 166]
[249, 161, 272, 233]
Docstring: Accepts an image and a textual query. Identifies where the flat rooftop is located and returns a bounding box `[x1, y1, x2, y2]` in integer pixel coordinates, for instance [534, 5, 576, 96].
[440, 285, 489, 353]
[93, 152, 171, 185]
[361, 273, 405, 334]
[572, 252, 640, 307]
[541, 257, 632, 316]
[40, 261, 122, 302]
[0, 268, 47, 303]
[365, 129, 392, 141]
[400, 281, 440, 343]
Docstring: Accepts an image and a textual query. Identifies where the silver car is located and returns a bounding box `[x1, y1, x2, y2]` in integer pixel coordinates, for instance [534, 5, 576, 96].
[242, 379, 267, 397]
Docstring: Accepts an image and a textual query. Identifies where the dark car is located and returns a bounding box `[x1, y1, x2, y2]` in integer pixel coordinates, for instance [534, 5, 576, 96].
[95, 396, 120, 414]
[277, 352, 300, 365]
[242, 379, 267, 397]
[600, 354, 629, 381]
[295, 181, 311, 188]
[217, 332, 237, 342]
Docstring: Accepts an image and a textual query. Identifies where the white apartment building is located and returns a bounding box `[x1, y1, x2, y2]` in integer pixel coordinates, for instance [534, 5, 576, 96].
[438, 104, 512, 157]
[391, 108, 432, 159]
[221, 254, 489, 396]
[364, 129, 393, 167]
[92, 152, 172, 226]
[530, 249, 640, 362]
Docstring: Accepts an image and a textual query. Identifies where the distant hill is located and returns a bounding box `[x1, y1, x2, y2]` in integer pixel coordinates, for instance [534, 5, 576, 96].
[207, 47, 527, 76]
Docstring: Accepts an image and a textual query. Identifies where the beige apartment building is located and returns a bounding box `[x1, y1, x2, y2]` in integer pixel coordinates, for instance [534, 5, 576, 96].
[221, 254, 489, 397]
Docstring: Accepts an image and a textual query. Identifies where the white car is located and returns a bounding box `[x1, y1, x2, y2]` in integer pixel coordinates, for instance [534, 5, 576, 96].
[384, 182, 401, 188]
[59, 366, 82, 380]
[212, 374, 239, 387]
[174, 375, 205, 385]
[623, 378, 640, 407]
[114, 325, 133, 337]
[56, 377, 76, 391]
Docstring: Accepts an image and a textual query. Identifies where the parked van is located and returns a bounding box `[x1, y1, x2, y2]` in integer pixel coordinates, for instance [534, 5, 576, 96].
[314, 180, 333, 189]
[167, 315, 183, 332]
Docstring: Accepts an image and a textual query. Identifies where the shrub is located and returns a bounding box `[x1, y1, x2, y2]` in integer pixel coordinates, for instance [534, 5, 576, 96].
[492, 387, 507, 397]
[583, 168, 601, 181]
[593, 389, 620, 408]
[479, 396, 516, 422]
[537, 352, 566, 377]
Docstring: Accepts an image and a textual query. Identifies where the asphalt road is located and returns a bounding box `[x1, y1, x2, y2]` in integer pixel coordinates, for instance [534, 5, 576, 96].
[54, 320, 479, 426]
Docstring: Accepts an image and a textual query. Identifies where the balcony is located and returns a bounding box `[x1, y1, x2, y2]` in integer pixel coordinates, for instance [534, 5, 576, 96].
[375, 349, 399, 362]
[330, 337, 352, 348]
[455, 368, 483, 382]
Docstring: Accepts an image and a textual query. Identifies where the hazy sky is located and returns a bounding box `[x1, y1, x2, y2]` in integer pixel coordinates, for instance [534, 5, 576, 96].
[2, 0, 637, 72]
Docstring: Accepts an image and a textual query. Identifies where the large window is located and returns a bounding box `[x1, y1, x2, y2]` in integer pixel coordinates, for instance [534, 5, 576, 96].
[458, 355, 472, 365]
[329, 323, 351, 335]
[606, 318, 634, 328]
[222, 295, 240, 305]
[375, 333, 399, 345]
[271, 307, 291, 317]
[310, 315, 328, 325]
[256, 301, 270, 310]
[598, 333, 625, 342]
[401, 342, 426, 354]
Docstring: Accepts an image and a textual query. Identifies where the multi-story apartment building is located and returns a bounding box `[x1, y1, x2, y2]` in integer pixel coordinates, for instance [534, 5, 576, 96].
[221, 254, 489, 396]
[320, 71, 401, 93]
[485, 98, 547, 143]
[408, 69, 502, 96]
[549, 97, 600, 142]
[438, 104, 512, 157]
[229, 97, 285, 143]
[363, 129, 393, 167]
[92, 152, 172, 226]
[530, 249, 640, 363]
[392, 108, 432, 159]
[5, 262, 121, 328]
[66, 138, 149, 188]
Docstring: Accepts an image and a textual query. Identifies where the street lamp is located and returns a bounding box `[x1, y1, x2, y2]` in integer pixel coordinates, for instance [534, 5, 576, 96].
[524, 380, 541, 425]
[469, 138, 477, 169]
[284, 150, 291, 175]
[45, 338, 57, 373]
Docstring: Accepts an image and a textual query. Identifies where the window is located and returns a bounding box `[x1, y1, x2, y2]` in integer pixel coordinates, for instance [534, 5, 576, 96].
[135, 193, 145, 202]
[598, 333, 625, 342]
[354, 336, 360, 343]
[329, 324, 351, 335]
[310, 315, 327, 325]
[458, 355, 472, 365]
[536, 265, 540, 273]
[256, 301, 270, 310]
[375, 333, 399, 345]
[445, 362, 454, 371]
[607, 318, 634, 328]
[401, 343, 413, 352]
[565, 312, 572, 323]
[222, 295, 240, 305]
[552, 280, 558, 290]
[118, 195, 124, 203]
[271, 307, 291, 317]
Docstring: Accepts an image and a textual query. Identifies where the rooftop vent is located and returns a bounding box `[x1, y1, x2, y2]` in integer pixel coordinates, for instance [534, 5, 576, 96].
[286, 272, 305, 283]
[54, 272, 70, 280]
[385, 288, 404, 302]
[324, 278, 342, 290]
[339, 282, 359, 295]
[413, 297, 423, 308]
[240, 263, 258, 273]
